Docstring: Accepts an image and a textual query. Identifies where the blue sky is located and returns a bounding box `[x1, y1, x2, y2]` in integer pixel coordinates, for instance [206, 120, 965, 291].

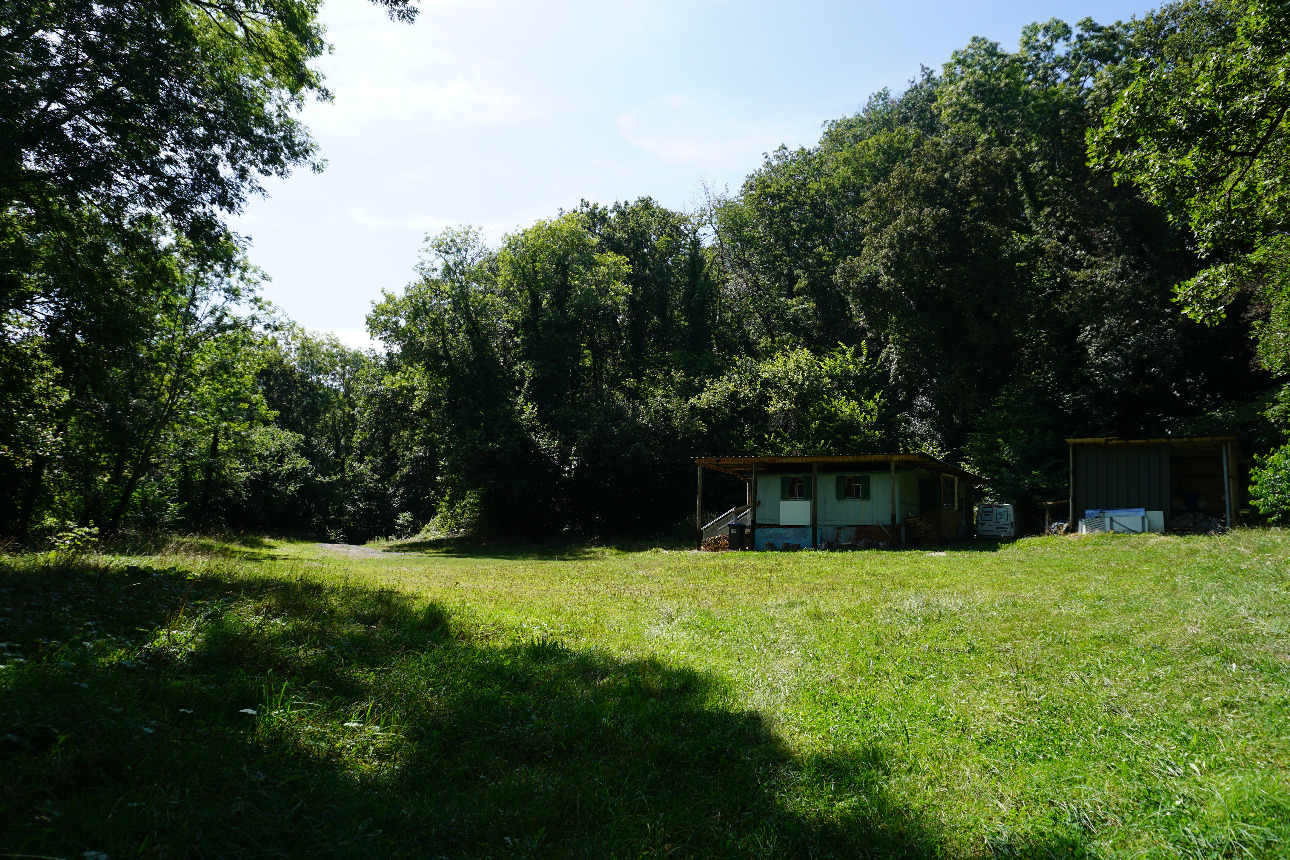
[231, 0, 1159, 347]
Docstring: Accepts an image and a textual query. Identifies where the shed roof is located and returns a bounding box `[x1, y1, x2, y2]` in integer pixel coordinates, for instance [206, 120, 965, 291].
[695, 453, 985, 484]
[1066, 436, 1240, 453]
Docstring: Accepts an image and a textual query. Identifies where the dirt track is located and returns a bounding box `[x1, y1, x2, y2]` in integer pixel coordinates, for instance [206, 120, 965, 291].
[314, 543, 422, 558]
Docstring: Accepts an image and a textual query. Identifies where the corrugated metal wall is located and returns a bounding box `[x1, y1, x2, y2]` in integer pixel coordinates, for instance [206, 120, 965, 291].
[1072, 445, 1170, 516]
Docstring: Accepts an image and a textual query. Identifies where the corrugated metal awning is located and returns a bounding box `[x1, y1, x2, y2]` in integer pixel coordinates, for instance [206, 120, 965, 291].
[1066, 436, 1239, 454]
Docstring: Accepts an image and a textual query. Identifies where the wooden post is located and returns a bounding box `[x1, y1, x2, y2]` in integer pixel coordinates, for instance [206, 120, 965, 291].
[894, 464, 904, 548]
[1222, 442, 1234, 528]
[1068, 443, 1075, 528]
[810, 462, 819, 549]
[889, 458, 897, 527]
[695, 465, 703, 550]
[750, 463, 758, 551]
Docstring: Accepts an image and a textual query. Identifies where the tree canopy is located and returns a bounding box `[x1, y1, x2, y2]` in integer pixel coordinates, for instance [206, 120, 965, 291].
[0, 0, 416, 538]
[1090, 0, 1290, 518]
[2, 1, 1285, 540]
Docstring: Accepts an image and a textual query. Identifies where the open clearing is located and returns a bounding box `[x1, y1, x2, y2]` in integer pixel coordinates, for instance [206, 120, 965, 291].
[2, 531, 1288, 858]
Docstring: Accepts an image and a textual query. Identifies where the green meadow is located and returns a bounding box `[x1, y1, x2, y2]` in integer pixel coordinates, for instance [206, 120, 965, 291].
[2, 532, 1288, 858]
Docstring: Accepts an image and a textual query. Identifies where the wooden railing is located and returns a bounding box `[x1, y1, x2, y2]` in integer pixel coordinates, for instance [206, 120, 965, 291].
[701, 504, 752, 540]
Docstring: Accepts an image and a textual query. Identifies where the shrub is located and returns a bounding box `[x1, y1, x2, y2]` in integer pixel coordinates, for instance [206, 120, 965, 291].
[1250, 443, 1290, 523]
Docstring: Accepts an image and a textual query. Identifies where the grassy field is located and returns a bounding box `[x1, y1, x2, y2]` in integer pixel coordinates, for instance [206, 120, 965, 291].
[2, 531, 1288, 858]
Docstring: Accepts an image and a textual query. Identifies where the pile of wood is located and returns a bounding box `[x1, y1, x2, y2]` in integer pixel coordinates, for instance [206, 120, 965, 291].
[904, 515, 937, 543]
[700, 534, 730, 551]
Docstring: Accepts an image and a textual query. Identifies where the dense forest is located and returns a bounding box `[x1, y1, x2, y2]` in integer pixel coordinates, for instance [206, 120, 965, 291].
[2, 0, 1288, 543]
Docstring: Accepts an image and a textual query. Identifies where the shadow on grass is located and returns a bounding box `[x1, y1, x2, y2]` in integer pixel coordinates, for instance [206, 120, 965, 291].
[938, 539, 1008, 554]
[391, 536, 1007, 561]
[388, 534, 617, 561]
[102, 532, 285, 564]
[1, 559, 1091, 859]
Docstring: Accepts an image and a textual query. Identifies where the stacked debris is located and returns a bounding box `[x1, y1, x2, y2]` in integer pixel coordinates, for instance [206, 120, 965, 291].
[1169, 512, 1227, 533]
[701, 534, 730, 551]
[904, 515, 936, 544]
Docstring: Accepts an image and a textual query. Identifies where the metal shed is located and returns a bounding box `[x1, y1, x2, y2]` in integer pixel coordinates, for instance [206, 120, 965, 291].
[1067, 437, 1242, 530]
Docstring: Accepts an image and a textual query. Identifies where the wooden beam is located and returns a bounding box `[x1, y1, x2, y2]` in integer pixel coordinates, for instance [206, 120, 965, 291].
[810, 462, 818, 549]
[1068, 443, 1075, 527]
[1222, 442, 1235, 527]
[695, 465, 703, 550]
[750, 463, 758, 550]
[889, 458, 896, 527]
[693, 453, 987, 484]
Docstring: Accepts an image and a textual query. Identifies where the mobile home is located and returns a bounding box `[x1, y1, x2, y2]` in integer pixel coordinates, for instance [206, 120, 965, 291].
[695, 454, 984, 549]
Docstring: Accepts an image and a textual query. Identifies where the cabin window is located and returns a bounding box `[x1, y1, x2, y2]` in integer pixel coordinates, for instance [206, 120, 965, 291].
[780, 476, 811, 500]
[942, 474, 958, 510]
[836, 475, 871, 500]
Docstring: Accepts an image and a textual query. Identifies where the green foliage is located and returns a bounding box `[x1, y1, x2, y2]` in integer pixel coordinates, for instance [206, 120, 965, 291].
[0, 0, 414, 540]
[1091, 0, 1290, 424]
[1250, 444, 1290, 522]
[8, 2, 1282, 540]
[1, 0, 414, 233]
[48, 525, 100, 561]
[368, 209, 727, 540]
[250, 325, 380, 537]
[1091, 0, 1290, 259]
[711, 14, 1259, 479]
[963, 382, 1069, 506]
[578, 198, 720, 371]
[345, 14, 1274, 537]
[691, 347, 892, 456]
[0, 334, 65, 470]
[496, 214, 632, 416]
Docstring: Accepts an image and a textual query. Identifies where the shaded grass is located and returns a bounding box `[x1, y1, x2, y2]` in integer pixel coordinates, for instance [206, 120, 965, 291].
[384, 533, 671, 561]
[2, 531, 1289, 857]
[0, 556, 942, 858]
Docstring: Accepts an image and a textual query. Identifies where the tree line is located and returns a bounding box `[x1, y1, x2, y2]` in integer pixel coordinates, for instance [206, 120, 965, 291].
[2, 0, 1287, 543]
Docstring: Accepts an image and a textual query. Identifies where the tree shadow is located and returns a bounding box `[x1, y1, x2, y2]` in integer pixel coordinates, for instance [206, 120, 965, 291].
[937, 539, 1007, 553]
[0, 559, 1093, 858]
[102, 532, 285, 564]
[388, 534, 611, 561]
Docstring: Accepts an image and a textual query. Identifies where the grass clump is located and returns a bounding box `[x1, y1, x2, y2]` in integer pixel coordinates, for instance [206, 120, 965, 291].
[1, 531, 1288, 857]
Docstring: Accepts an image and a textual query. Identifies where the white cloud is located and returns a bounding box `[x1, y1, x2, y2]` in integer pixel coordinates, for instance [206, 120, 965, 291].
[346, 207, 456, 234]
[328, 328, 383, 351]
[341, 207, 455, 238]
[308, 74, 544, 132]
[301, 0, 560, 135]
[343, 208, 517, 246]
[616, 95, 818, 167]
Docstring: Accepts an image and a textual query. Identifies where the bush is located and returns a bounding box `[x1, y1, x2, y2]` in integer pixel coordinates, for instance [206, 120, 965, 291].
[1250, 443, 1290, 523]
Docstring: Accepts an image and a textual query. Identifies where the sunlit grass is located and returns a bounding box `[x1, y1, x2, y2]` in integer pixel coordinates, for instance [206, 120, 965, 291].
[2, 531, 1288, 857]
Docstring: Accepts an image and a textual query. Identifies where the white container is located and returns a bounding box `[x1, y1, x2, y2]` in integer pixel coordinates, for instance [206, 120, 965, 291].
[1080, 512, 1164, 534]
[1107, 515, 1148, 534]
[976, 503, 1015, 538]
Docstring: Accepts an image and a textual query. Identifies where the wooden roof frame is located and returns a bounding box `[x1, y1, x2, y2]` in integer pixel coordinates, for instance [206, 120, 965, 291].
[1066, 436, 1240, 454]
[695, 453, 985, 484]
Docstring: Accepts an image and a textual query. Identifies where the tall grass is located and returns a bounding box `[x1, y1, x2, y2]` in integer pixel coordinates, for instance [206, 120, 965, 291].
[2, 532, 1287, 858]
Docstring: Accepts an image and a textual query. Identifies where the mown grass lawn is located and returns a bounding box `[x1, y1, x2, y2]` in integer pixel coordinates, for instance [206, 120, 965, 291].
[2, 531, 1288, 858]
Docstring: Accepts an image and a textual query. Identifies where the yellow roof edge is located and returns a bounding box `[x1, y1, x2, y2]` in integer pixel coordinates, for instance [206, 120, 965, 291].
[694, 453, 986, 484]
[1065, 436, 1239, 445]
